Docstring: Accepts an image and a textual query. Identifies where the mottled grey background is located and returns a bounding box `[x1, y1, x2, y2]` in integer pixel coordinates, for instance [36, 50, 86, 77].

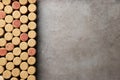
[37, 0, 120, 80]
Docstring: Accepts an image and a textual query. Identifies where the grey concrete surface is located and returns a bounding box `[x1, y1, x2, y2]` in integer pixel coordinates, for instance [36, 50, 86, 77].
[37, 0, 120, 80]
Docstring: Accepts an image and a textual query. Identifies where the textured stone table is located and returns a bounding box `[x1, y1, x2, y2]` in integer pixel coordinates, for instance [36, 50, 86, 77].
[37, 0, 120, 80]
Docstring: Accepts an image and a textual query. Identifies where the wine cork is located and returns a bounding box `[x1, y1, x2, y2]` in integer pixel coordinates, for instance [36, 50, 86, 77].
[5, 52, 14, 61]
[0, 76, 4, 80]
[4, 32, 13, 41]
[12, 20, 21, 28]
[27, 75, 36, 80]
[13, 47, 21, 56]
[28, 0, 36, 4]
[0, 48, 7, 56]
[20, 33, 28, 42]
[2, 0, 11, 5]
[12, 11, 21, 19]
[0, 11, 6, 19]
[27, 57, 36, 65]
[13, 57, 21, 65]
[0, 58, 7, 66]
[0, 28, 4, 36]
[0, 19, 6, 27]
[0, 66, 4, 74]
[5, 15, 13, 23]
[12, 29, 21, 37]
[28, 12, 36, 21]
[28, 48, 36, 56]
[0, 38, 6, 46]
[6, 62, 14, 70]
[4, 5, 13, 14]
[11, 77, 18, 80]
[12, 37, 20, 45]
[19, 0, 28, 5]
[20, 15, 28, 23]
[20, 24, 28, 32]
[20, 62, 28, 71]
[12, 1, 20, 9]
[20, 52, 28, 61]
[5, 43, 14, 51]
[19, 42, 28, 50]
[12, 68, 20, 77]
[28, 66, 36, 75]
[3, 70, 11, 79]
[28, 31, 36, 38]
[20, 6, 28, 14]
[28, 39, 36, 47]
[0, 2, 4, 10]
[28, 22, 36, 30]
[20, 71, 28, 79]
[28, 4, 36, 12]
[5, 24, 13, 32]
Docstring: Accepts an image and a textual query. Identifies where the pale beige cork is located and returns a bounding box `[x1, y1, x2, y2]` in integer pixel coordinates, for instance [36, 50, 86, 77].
[4, 32, 13, 41]
[20, 52, 28, 61]
[12, 29, 21, 37]
[28, 22, 36, 30]
[0, 76, 4, 80]
[3, 70, 11, 79]
[5, 52, 14, 61]
[0, 2, 4, 10]
[12, 10, 21, 19]
[12, 68, 20, 77]
[20, 15, 28, 23]
[0, 38, 6, 46]
[5, 24, 13, 32]
[27, 66, 36, 75]
[13, 47, 21, 56]
[27, 75, 36, 80]
[28, 4, 36, 12]
[0, 19, 6, 28]
[19, 42, 28, 50]
[27, 57, 36, 65]
[20, 24, 28, 32]
[0, 28, 4, 36]
[12, 37, 20, 45]
[13, 57, 21, 65]
[19, 0, 27, 5]
[5, 15, 13, 23]
[4, 5, 13, 14]
[28, 31, 36, 39]
[11, 77, 18, 80]
[28, 39, 36, 47]
[20, 6, 28, 14]
[28, 12, 36, 21]
[28, 0, 36, 4]
[6, 62, 14, 70]
[2, 0, 11, 5]
[0, 66, 4, 74]
[20, 71, 28, 79]
[20, 62, 28, 71]
[0, 58, 7, 66]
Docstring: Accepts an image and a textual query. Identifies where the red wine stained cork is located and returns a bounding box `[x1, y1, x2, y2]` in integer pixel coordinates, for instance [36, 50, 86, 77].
[13, 57, 21, 65]
[20, 24, 28, 32]
[0, 11, 6, 19]
[27, 75, 36, 80]
[12, 68, 20, 77]
[12, 10, 21, 19]
[12, 1, 20, 10]
[0, 38, 6, 46]
[28, 0, 36, 4]
[5, 24, 13, 32]
[13, 47, 21, 56]
[12, 29, 21, 37]
[27, 57, 36, 65]
[6, 62, 14, 70]
[28, 12, 36, 21]
[28, 39, 36, 47]
[20, 33, 28, 42]
[11, 77, 18, 80]
[28, 31, 36, 38]
[19, 0, 28, 5]
[12, 37, 20, 45]
[0, 19, 6, 27]
[0, 57, 7, 66]
[28, 4, 36, 12]
[5, 43, 14, 51]
[28, 22, 36, 30]
[20, 52, 28, 61]
[19, 42, 28, 50]
[20, 62, 28, 70]
[27, 66, 36, 75]
[4, 32, 13, 41]
[2, 0, 11, 5]
[20, 6, 28, 14]
[5, 15, 13, 23]
[5, 52, 14, 61]
[0, 48, 7, 56]
[12, 20, 21, 28]
[4, 5, 13, 14]
[3, 70, 11, 79]
[0, 2, 4, 10]
[20, 71, 28, 79]
[0, 66, 4, 74]
[20, 15, 28, 23]
[28, 48, 36, 56]
[0, 28, 4, 36]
